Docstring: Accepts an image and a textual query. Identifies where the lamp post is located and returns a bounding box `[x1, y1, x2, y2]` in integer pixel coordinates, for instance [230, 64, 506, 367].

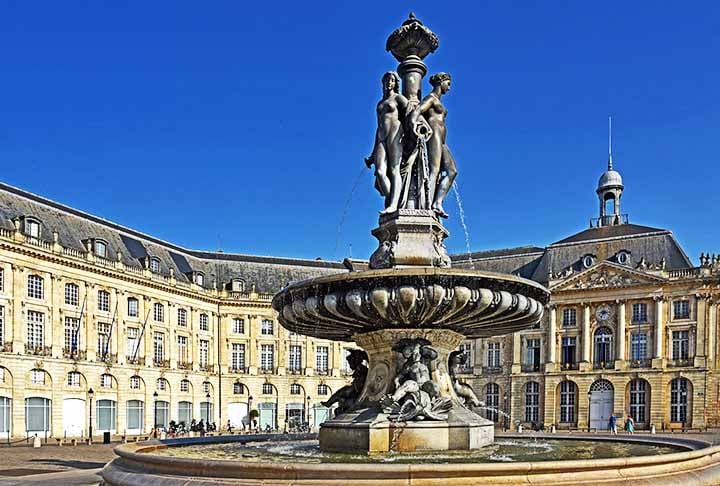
[153, 391, 158, 438]
[587, 390, 592, 432]
[305, 395, 311, 430]
[205, 392, 211, 425]
[247, 395, 253, 431]
[88, 388, 94, 441]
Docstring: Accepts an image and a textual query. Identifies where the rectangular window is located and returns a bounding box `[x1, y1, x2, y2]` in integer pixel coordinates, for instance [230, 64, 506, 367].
[153, 303, 164, 322]
[97, 399, 116, 431]
[67, 372, 80, 386]
[231, 343, 245, 370]
[126, 400, 144, 431]
[65, 283, 79, 306]
[25, 397, 50, 433]
[126, 327, 139, 358]
[63, 317, 80, 352]
[561, 336, 576, 366]
[27, 275, 43, 299]
[632, 303, 648, 323]
[289, 345, 302, 371]
[232, 318, 244, 334]
[177, 309, 187, 327]
[199, 339, 209, 367]
[30, 370, 45, 385]
[177, 335, 188, 365]
[487, 342, 501, 368]
[178, 401, 192, 424]
[261, 319, 274, 335]
[316, 346, 329, 373]
[0, 397, 9, 434]
[673, 300, 690, 320]
[100, 374, 112, 388]
[199, 314, 209, 331]
[25, 220, 40, 238]
[180, 380, 189, 393]
[524, 382, 540, 423]
[97, 290, 110, 312]
[525, 338, 541, 371]
[672, 330, 690, 360]
[559, 381, 576, 423]
[97, 322, 110, 355]
[27, 311, 44, 349]
[631, 333, 648, 361]
[129, 376, 140, 389]
[562, 308, 577, 327]
[260, 344, 274, 371]
[127, 298, 138, 318]
[153, 332, 165, 364]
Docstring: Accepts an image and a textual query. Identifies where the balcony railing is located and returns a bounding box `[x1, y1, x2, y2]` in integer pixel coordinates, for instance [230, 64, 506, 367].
[177, 361, 193, 370]
[288, 368, 303, 375]
[199, 364, 215, 373]
[63, 348, 88, 360]
[590, 214, 629, 228]
[668, 358, 693, 368]
[484, 366, 503, 374]
[316, 368, 330, 376]
[154, 359, 170, 368]
[26, 345, 51, 356]
[629, 359, 651, 368]
[593, 360, 615, 370]
[560, 362, 579, 371]
[521, 364, 541, 373]
[259, 367, 276, 374]
[126, 356, 145, 366]
[228, 366, 247, 374]
[100, 353, 117, 364]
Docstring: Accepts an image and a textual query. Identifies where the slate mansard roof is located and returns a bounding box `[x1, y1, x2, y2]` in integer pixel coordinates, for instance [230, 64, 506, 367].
[0, 182, 694, 291]
[0, 182, 346, 293]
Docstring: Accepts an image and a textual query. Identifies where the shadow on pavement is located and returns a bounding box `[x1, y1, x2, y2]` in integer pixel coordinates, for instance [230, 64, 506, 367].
[29, 459, 106, 469]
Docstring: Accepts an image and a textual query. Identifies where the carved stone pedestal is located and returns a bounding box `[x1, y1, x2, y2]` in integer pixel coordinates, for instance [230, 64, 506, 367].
[319, 328, 495, 453]
[369, 209, 451, 269]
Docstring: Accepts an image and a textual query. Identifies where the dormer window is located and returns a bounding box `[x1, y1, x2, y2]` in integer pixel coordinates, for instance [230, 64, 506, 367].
[616, 251, 631, 266]
[231, 279, 245, 292]
[195, 273, 205, 286]
[149, 257, 160, 273]
[582, 255, 596, 269]
[94, 239, 108, 258]
[24, 218, 40, 238]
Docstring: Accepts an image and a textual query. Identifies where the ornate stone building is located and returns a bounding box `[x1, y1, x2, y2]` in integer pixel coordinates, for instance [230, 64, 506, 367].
[0, 154, 717, 439]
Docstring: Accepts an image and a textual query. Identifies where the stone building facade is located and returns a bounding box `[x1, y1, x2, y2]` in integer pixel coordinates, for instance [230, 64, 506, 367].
[0, 155, 718, 438]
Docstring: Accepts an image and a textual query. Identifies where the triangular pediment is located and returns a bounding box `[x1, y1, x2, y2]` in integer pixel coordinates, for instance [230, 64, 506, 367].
[551, 261, 667, 291]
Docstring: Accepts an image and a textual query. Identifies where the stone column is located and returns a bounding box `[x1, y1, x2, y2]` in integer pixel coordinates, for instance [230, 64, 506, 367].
[86, 284, 97, 362]
[11, 264, 24, 353]
[169, 303, 177, 369]
[615, 300, 627, 370]
[652, 297, 665, 366]
[511, 332, 522, 373]
[50, 274, 63, 358]
[248, 314, 258, 375]
[695, 296, 708, 367]
[546, 305, 557, 372]
[709, 300, 717, 369]
[581, 304, 591, 370]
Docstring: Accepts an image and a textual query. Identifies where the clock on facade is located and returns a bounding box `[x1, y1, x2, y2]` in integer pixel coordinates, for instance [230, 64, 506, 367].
[596, 305, 612, 322]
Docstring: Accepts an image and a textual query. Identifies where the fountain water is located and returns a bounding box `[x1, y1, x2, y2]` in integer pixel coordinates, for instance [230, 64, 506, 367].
[452, 181, 475, 268]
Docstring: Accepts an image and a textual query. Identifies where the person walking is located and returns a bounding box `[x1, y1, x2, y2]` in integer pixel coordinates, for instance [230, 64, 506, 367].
[609, 413, 618, 435]
[625, 415, 635, 434]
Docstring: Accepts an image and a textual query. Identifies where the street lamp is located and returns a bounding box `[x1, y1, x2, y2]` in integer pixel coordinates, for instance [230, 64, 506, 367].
[248, 395, 253, 431]
[587, 390, 592, 432]
[88, 388, 94, 441]
[503, 393, 508, 431]
[153, 391, 159, 438]
[205, 392, 211, 424]
[305, 395, 311, 429]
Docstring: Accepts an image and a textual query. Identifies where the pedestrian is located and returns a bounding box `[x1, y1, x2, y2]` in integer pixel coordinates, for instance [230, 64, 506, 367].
[625, 415, 635, 434]
[609, 413, 618, 435]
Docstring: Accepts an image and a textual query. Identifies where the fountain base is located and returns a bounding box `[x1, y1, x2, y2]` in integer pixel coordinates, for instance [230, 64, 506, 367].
[320, 405, 494, 453]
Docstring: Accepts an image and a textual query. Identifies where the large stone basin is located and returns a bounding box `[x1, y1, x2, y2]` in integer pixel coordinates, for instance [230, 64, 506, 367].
[272, 267, 549, 341]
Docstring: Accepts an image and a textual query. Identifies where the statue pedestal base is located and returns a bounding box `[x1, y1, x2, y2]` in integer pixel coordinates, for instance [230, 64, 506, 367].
[319, 405, 494, 453]
[369, 209, 451, 269]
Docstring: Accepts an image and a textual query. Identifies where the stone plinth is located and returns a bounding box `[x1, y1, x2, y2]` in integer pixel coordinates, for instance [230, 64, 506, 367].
[369, 209, 451, 269]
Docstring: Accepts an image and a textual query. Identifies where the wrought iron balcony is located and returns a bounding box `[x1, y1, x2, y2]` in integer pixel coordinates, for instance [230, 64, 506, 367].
[100, 353, 118, 364]
[199, 364, 215, 373]
[228, 366, 247, 374]
[484, 366, 503, 374]
[521, 364, 541, 373]
[177, 361, 193, 370]
[26, 345, 51, 356]
[287, 368, 303, 375]
[62, 347, 87, 360]
[630, 359, 651, 368]
[126, 356, 145, 366]
[259, 367, 276, 374]
[316, 368, 330, 376]
[593, 360, 615, 370]
[560, 361, 579, 371]
[668, 358, 693, 368]
[154, 359, 170, 368]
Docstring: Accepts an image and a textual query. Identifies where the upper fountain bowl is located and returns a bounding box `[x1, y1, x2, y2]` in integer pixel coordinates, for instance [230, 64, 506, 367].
[272, 267, 550, 341]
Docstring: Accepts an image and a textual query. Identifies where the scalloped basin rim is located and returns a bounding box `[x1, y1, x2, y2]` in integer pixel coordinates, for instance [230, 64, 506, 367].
[275, 267, 550, 301]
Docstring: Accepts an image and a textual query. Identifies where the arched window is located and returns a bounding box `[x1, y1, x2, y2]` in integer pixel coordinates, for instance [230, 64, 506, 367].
[202, 381, 213, 394]
[485, 383, 500, 422]
[156, 378, 168, 391]
[594, 327, 613, 368]
[559, 381, 577, 424]
[149, 257, 161, 273]
[94, 239, 108, 258]
[100, 373, 113, 388]
[67, 371, 81, 387]
[129, 375, 142, 390]
[233, 382, 245, 395]
[290, 383, 301, 395]
[317, 384, 329, 396]
[524, 381, 540, 423]
[670, 378, 690, 424]
[628, 379, 649, 425]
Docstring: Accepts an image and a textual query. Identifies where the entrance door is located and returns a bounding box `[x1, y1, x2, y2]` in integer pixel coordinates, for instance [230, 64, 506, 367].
[258, 403, 275, 430]
[313, 405, 330, 428]
[286, 403, 304, 429]
[589, 380, 614, 430]
[63, 398, 85, 437]
[227, 402, 248, 429]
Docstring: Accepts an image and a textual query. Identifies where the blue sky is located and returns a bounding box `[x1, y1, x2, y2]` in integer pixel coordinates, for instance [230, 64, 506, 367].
[1, 1, 718, 263]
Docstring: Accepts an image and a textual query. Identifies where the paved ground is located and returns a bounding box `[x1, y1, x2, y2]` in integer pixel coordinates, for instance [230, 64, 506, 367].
[0, 441, 116, 485]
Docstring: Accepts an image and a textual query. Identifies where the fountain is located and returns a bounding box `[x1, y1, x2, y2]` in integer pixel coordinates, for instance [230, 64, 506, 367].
[100, 13, 720, 486]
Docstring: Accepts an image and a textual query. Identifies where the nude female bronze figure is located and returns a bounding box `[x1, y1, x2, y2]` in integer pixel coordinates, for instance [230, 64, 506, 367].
[409, 72, 457, 218]
[365, 71, 409, 214]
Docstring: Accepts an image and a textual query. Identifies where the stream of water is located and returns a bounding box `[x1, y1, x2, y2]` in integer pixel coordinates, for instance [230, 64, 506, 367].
[451, 181, 474, 268]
